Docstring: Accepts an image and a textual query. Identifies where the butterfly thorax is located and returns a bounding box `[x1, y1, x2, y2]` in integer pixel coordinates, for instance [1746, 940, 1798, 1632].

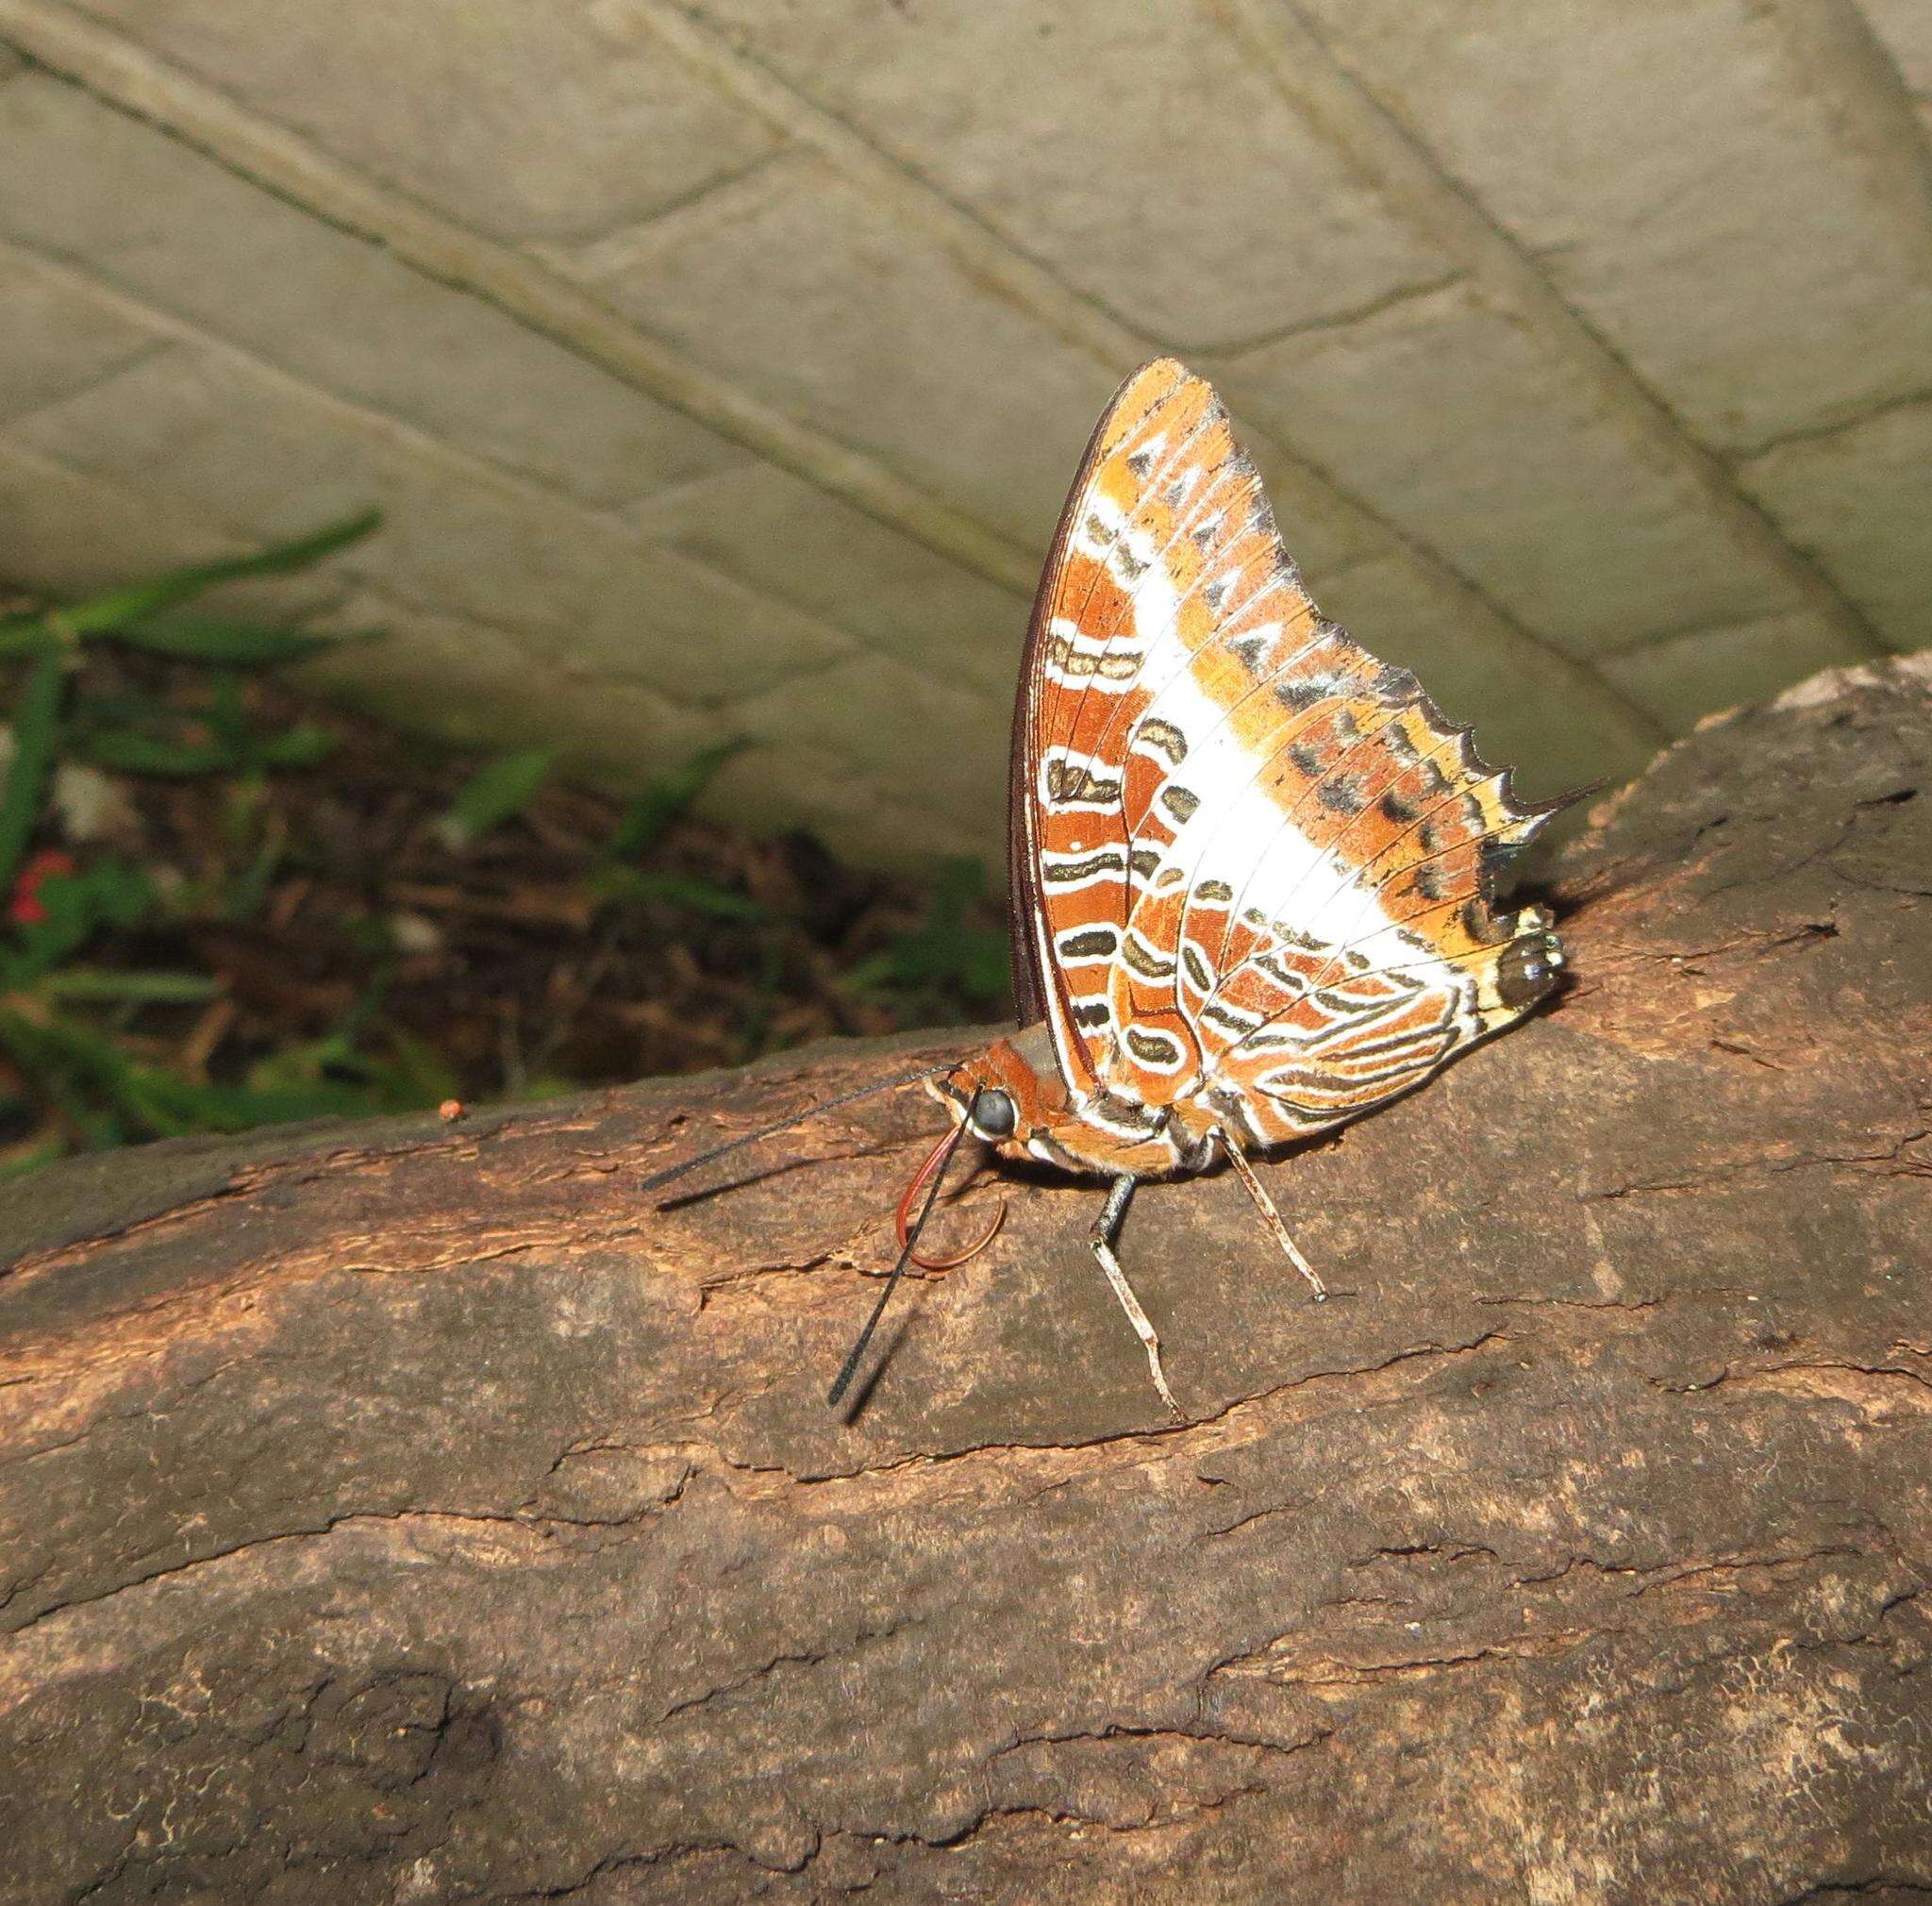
[934, 1021, 1223, 1181]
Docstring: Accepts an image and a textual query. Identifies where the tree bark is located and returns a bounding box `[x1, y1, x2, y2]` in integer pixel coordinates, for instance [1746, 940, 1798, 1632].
[3, 658, 1929, 1906]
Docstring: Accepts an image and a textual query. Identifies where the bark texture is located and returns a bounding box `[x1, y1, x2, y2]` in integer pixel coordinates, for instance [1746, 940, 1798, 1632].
[3, 658, 1930, 1905]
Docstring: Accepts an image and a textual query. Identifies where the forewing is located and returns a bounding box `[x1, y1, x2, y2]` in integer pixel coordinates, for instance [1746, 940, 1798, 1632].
[1010, 358, 1250, 1091]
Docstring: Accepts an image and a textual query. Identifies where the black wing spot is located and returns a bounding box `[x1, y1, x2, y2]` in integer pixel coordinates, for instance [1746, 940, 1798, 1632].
[1045, 759, 1123, 805]
[1058, 927, 1120, 960]
[1043, 850, 1126, 884]
[1228, 631, 1274, 672]
[1122, 933, 1177, 980]
[1124, 1027, 1183, 1066]
[1134, 717, 1189, 766]
[1274, 677, 1329, 713]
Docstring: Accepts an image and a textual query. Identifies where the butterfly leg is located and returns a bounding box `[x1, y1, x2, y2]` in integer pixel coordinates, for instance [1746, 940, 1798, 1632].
[1216, 1132, 1328, 1302]
[1089, 1174, 1185, 1424]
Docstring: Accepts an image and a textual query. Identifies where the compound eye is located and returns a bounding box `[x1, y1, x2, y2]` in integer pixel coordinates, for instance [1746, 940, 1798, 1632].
[969, 1087, 1018, 1141]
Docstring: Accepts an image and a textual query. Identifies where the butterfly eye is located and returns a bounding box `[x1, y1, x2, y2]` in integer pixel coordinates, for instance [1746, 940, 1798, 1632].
[969, 1088, 1018, 1141]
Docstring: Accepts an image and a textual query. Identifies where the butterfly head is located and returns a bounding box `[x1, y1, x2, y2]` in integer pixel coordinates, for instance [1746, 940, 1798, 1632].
[927, 1024, 1070, 1162]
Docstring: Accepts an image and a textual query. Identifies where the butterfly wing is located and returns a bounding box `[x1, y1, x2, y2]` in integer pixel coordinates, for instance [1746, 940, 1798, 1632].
[1008, 358, 1237, 1094]
[1012, 359, 1562, 1145]
[1157, 693, 1562, 1148]
[1005, 374, 1131, 1050]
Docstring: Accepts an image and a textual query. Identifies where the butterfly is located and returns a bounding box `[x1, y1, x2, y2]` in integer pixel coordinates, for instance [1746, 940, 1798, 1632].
[647, 359, 1568, 1420]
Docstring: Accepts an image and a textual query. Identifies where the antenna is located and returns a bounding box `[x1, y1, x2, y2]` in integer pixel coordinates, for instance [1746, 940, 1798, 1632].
[825, 1091, 980, 1410]
[640, 1062, 954, 1197]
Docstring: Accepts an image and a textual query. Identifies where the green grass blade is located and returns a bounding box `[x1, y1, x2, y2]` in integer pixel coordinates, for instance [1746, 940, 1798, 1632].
[0, 1138, 66, 1179]
[591, 867, 767, 920]
[0, 1009, 125, 1148]
[608, 738, 747, 861]
[71, 727, 234, 777]
[105, 612, 341, 666]
[436, 746, 556, 849]
[53, 510, 380, 636]
[15, 1005, 365, 1139]
[255, 722, 336, 769]
[34, 967, 221, 1005]
[0, 633, 65, 894]
[0, 617, 51, 660]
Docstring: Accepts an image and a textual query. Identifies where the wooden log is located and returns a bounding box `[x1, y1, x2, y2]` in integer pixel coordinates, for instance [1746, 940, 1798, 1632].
[3, 657, 1929, 1904]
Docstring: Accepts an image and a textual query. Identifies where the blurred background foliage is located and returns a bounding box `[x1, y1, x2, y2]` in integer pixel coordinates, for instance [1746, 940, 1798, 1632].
[0, 520, 1010, 1175]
